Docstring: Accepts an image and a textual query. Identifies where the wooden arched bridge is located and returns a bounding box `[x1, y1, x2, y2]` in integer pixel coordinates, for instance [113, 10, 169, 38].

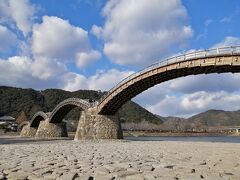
[20, 46, 240, 140]
[49, 98, 91, 123]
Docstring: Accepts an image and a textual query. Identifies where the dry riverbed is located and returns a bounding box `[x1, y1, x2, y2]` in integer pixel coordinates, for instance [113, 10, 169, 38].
[0, 136, 240, 180]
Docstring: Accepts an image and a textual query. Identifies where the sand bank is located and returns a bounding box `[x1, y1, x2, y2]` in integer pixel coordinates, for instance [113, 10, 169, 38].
[0, 136, 239, 179]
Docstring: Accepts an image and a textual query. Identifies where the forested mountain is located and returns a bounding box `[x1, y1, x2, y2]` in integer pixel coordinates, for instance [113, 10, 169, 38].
[1, 86, 239, 131]
[157, 110, 240, 131]
[0, 86, 162, 125]
[188, 109, 240, 126]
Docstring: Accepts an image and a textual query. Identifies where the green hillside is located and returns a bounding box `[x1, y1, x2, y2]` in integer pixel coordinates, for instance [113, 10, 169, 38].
[0, 86, 162, 125]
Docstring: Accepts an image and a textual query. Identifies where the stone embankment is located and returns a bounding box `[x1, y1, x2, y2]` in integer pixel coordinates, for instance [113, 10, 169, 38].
[0, 137, 240, 179]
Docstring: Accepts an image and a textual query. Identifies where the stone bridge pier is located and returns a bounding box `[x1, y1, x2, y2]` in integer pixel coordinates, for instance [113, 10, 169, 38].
[75, 108, 123, 140]
[35, 119, 68, 138]
[24, 107, 123, 140]
[20, 124, 37, 137]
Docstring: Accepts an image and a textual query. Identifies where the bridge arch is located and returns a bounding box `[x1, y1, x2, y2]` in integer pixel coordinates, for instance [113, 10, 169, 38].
[48, 98, 90, 123]
[97, 46, 240, 115]
[29, 111, 48, 128]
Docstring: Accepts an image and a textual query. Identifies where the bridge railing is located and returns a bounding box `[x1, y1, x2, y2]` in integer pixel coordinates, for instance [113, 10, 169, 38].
[51, 98, 91, 111]
[97, 46, 240, 106]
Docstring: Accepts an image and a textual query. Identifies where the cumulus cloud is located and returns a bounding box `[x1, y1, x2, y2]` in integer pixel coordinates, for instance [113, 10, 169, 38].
[0, 25, 17, 52]
[63, 69, 134, 91]
[134, 73, 240, 116]
[0, 56, 67, 89]
[32, 16, 89, 59]
[32, 16, 101, 68]
[62, 73, 89, 91]
[133, 83, 171, 106]
[88, 69, 134, 91]
[0, 0, 35, 36]
[31, 57, 67, 80]
[169, 73, 240, 94]
[146, 91, 240, 117]
[76, 50, 101, 68]
[0, 56, 36, 88]
[92, 0, 193, 66]
[0, 53, 133, 93]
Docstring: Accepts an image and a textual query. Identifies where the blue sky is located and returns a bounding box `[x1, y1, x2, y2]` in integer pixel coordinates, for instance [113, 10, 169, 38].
[184, 0, 240, 48]
[1, 0, 240, 117]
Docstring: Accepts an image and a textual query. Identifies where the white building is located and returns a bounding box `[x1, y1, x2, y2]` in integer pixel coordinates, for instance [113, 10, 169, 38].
[0, 116, 15, 125]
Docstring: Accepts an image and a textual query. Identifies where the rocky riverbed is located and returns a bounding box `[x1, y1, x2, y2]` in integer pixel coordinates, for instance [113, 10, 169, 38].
[0, 136, 240, 179]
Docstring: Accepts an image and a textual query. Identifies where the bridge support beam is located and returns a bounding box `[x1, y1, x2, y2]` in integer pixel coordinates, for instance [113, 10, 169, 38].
[74, 108, 123, 140]
[20, 124, 37, 137]
[35, 119, 68, 138]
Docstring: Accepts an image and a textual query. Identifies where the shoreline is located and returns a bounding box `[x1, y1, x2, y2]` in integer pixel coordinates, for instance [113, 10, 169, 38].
[123, 130, 240, 137]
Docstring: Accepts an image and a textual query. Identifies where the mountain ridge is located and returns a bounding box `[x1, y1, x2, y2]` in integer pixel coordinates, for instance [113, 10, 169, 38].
[1, 86, 240, 131]
[0, 86, 162, 125]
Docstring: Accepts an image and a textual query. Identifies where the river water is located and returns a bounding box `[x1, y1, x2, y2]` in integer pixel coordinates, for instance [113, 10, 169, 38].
[125, 136, 240, 143]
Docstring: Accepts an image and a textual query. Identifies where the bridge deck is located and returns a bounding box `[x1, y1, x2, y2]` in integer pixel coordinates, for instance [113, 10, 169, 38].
[96, 46, 240, 115]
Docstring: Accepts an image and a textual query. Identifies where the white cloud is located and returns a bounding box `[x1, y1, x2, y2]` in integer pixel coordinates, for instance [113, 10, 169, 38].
[63, 69, 134, 91]
[76, 50, 101, 68]
[32, 16, 101, 68]
[91, 25, 102, 38]
[181, 91, 240, 114]
[93, 0, 193, 66]
[0, 25, 17, 52]
[0, 56, 35, 88]
[31, 57, 67, 80]
[88, 69, 134, 91]
[212, 36, 240, 48]
[133, 83, 171, 106]
[0, 54, 133, 93]
[134, 72, 240, 117]
[134, 72, 240, 111]
[62, 73, 88, 91]
[146, 91, 240, 117]
[0, 56, 67, 89]
[146, 95, 183, 117]
[0, 0, 35, 36]
[169, 73, 240, 94]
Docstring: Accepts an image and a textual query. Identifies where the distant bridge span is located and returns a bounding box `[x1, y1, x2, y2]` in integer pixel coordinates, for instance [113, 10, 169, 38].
[30, 111, 49, 127]
[96, 46, 240, 115]
[49, 98, 90, 123]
